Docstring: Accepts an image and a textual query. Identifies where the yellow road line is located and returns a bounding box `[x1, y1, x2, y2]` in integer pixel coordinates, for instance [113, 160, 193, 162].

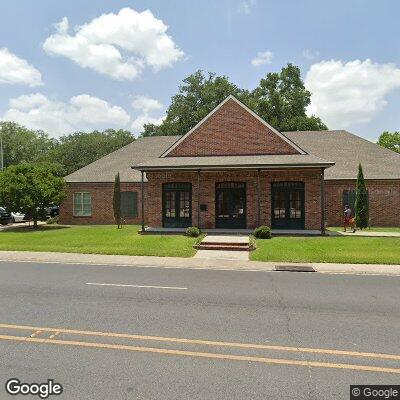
[49, 331, 60, 339]
[0, 334, 398, 375]
[0, 323, 398, 361]
[30, 330, 42, 338]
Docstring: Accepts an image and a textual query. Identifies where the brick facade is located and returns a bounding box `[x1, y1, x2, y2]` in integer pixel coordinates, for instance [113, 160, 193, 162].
[59, 182, 143, 225]
[325, 179, 400, 227]
[167, 98, 300, 157]
[145, 169, 322, 230]
[60, 177, 400, 228]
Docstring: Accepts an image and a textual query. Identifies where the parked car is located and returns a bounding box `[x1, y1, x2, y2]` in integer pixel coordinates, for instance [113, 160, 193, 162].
[0, 207, 13, 225]
[11, 212, 25, 223]
[49, 206, 59, 218]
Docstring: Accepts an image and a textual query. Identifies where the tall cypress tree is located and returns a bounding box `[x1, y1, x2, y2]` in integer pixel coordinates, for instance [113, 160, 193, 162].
[355, 164, 369, 229]
[113, 172, 122, 228]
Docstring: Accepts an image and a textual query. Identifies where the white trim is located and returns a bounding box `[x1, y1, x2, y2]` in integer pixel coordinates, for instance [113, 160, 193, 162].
[160, 95, 306, 157]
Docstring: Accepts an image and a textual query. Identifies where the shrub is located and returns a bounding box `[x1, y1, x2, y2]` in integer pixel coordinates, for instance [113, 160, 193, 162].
[253, 226, 272, 239]
[186, 226, 201, 237]
[46, 216, 59, 225]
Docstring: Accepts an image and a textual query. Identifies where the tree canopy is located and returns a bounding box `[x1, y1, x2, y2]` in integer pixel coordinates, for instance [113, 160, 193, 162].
[0, 124, 135, 176]
[0, 121, 56, 167]
[47, 129, 135, 175]
[0, 162, 66, 227]
[141, 64, 327, 137]
[378, 131, 400, 153]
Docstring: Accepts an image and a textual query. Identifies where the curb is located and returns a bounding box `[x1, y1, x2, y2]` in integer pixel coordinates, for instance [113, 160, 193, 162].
[0, 251, 400, 276]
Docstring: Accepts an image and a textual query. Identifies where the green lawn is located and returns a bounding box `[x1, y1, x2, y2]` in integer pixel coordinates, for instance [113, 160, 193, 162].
[251, 236, 400, 264]
[0, 225, 197, 257]
[328, 226, 400, 233]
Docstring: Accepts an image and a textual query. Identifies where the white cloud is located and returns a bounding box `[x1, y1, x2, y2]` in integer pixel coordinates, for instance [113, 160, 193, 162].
[240, 0, 256, 14]
[43, 8, 184, 80]
[130, 95, 164, 134]
[302, 49, 320, 60]
[251, 50, 273, 67]
[131, 114, 164, 134]
[305, 59, 400, 127]
[54, 16, 69, 34]
[132, 95, 163, 113]
[2, 93, 130, 137]
[0, 48, 42, 87]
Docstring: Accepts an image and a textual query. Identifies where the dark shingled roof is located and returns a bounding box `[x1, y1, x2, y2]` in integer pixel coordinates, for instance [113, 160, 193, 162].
[65, 130, 400, 183]
[65, 135, 180, 183]
[283, 130, 400, 180]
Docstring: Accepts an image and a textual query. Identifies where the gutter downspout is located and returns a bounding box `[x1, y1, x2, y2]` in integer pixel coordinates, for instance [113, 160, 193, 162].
[320, 168, 326, 235]
[197, 169, 201, 228]
[141, 170, 145, 233]
[257, 169, 261, 226]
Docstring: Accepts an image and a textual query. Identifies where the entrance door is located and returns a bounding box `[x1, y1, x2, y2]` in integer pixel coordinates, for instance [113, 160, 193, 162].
[215, 182, 246, 229]
[271, 182, 305, 229]
[162, 183, 192, 228]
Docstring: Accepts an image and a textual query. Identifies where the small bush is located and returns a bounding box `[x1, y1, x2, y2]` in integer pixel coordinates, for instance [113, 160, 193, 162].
[186, 226, 201, 237]
[254, 226, 272, 239]
[249, 235, 257, 250]
[46, 216, 59, 225]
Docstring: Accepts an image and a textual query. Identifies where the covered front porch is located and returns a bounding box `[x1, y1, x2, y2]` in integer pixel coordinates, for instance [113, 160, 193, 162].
[135, 165, 331, 234]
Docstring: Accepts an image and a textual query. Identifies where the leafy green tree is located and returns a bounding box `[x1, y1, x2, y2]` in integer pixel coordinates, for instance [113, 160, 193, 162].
[378, 131, 400, 153]
[0, 163, 66, 227]
[140, 66, 327, 137]
[354, 164, 369, 229]
[113, 172, 122, 229]
[0, 121, 56, 167]
[252, 64, 327, 132]
[141, 71, 250, 137]
[48, 129, 134, 175]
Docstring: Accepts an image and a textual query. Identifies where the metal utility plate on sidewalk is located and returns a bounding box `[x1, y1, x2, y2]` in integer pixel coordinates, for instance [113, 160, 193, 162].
[275, 265, 315, 272]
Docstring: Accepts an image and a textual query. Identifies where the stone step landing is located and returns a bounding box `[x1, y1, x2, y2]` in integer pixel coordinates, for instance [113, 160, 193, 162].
[195, 235, 251, 252]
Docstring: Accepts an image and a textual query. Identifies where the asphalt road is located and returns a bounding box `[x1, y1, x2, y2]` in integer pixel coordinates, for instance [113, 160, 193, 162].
[0, 260, 399, 400]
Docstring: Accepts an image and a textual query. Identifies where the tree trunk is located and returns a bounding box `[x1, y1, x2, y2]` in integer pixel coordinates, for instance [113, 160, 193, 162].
[33, 218, 38, 228]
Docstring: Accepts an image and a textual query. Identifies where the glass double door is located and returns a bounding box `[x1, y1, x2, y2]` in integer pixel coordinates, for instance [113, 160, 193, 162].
[162, 183, 192, 228]
[271, 182, 305, 229]
[215, 182, 246, 229]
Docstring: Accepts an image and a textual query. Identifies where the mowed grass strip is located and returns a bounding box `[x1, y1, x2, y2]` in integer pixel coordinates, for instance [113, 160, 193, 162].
[0, 225, 197, 258]
[251, 236, 400, 264]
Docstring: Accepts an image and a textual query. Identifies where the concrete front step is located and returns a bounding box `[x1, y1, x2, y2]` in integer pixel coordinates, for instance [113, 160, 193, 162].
[195, 244, 250, 251]
[195, 235, 251, 252]
[200, 241, 249, 246]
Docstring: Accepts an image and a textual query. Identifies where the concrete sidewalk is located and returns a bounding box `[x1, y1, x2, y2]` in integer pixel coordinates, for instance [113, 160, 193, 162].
[327, 230, 400, 237]
[0, 250, 399, 276]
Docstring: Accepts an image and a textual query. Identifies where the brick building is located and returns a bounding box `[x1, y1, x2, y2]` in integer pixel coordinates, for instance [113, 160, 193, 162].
[60, 96, 400, 231]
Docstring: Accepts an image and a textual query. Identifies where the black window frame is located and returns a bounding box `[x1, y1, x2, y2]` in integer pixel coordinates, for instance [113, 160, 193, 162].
[271, 181, 305, 229]
[162, 182, 192, 228]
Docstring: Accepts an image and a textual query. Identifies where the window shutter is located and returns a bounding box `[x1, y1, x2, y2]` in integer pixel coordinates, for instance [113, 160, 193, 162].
[121, 192, 138, 218]
[342, 190, 356, 212]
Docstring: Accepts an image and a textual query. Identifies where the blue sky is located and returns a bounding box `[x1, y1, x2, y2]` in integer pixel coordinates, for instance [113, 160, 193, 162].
[1, 0, 399, 140]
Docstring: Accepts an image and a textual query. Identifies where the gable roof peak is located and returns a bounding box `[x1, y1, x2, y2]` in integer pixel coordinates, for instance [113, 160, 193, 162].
[161, 95, 306, 157]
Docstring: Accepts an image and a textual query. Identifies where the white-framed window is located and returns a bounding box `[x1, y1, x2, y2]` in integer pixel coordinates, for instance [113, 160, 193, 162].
[73, 192, 91, 216]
